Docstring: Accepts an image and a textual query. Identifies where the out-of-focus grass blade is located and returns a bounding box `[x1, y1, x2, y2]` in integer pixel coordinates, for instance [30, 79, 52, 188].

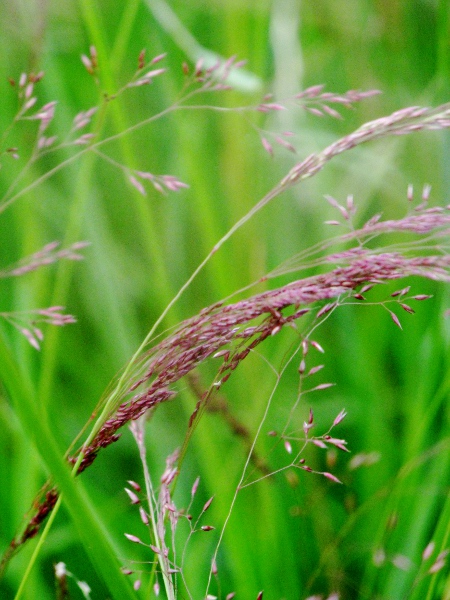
[144, 0, 262, 92]
[0, 331, 137, 600]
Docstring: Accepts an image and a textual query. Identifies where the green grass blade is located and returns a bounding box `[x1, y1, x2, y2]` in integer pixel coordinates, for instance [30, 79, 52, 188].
[0, 330, 137, 600]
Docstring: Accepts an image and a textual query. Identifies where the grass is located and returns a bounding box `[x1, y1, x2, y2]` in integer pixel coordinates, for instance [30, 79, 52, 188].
[0, 1, 449, 599]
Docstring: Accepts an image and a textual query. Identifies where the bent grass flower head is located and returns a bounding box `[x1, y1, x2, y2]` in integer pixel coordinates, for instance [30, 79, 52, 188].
[73, 198, 450, 474]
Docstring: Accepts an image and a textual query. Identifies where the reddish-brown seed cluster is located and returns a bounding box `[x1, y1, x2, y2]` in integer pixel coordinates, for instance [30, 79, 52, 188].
[18, 488, 59, 544]
[282, 103, 450, 187]
[73, 244, 450, 471]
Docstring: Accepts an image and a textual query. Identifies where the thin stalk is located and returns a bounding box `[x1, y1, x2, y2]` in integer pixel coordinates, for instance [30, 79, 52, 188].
[135, 423, 176, 600]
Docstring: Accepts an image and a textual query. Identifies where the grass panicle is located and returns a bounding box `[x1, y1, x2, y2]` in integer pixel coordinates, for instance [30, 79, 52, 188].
[1, 40, 450, 600]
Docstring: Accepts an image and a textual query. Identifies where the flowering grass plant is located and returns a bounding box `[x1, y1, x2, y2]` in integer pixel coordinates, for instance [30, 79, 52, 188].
[0, 46, 449, 600]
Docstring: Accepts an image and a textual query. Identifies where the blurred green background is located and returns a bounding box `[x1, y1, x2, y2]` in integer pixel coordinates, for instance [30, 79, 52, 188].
[0, 1, 449, 598]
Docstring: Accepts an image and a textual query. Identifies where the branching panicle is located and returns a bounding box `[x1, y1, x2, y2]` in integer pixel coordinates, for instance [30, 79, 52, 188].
[71, 204, 450, 470]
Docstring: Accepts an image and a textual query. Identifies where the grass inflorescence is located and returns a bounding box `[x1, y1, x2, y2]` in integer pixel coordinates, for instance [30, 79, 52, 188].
[1, 40, 449, 600]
